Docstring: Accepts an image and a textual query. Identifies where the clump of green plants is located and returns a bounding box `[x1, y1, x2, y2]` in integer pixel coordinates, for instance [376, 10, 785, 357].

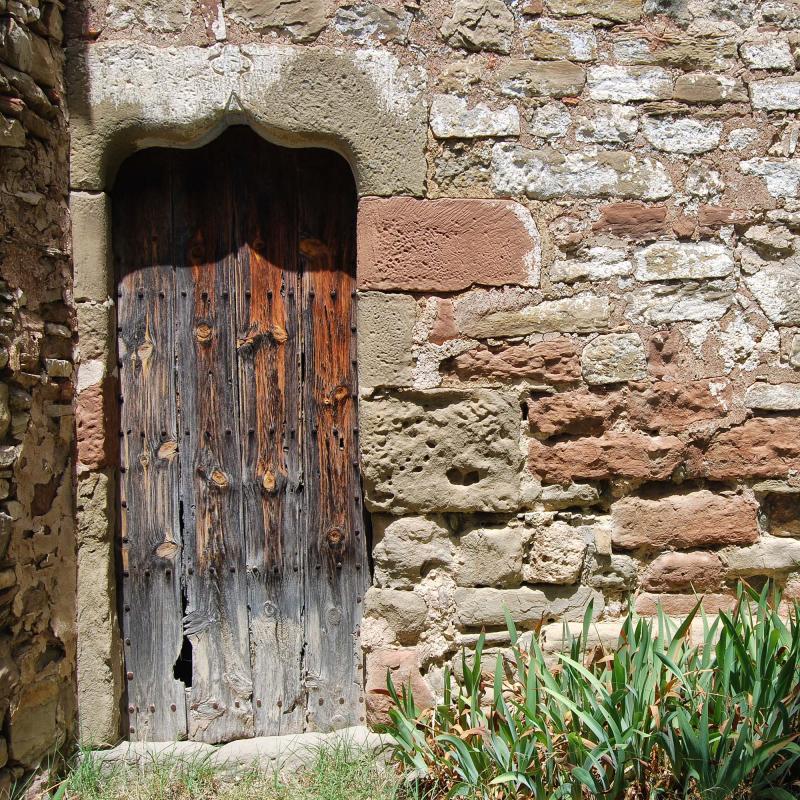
[382, 583, 800, 800]
[48, 742, 407, 800]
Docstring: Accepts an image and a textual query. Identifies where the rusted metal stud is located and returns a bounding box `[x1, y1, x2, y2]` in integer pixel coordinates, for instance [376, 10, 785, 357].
[256, 699, 262, 708]
[149, 704, 156, 712]
[351, 290, 357, 298]
[339, 697, 345, 705]
[230, 566, 236, 573]
[126, 671, 134, 680]
[123, 570, 129, 578]
[318, 698, 324, 706]
[130, 727, 136, 734]
[144, 569, 150, 578]
[128, 704, 135, 713]
[330, 289, 337, 298]
[125, 638, 131, 646]
[121, 500, 128, 508]
[170, 704, 177, 712]
[124, 604, 130, 612]
[212, 702, 219, 710]
[277, 700, 283, 708]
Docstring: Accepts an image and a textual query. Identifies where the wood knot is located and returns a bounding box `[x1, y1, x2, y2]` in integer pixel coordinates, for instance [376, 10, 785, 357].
[158, 440, 178, 461]
[262, 470, 276, 492]
[325, 385, 350, 406]
[326, 527, 344, 546]
[195, 323, 213, 345]
[210, 469, 229, 488]
[155, 540, 179, 560]
[299, 238, 329, 259]
[270, 325, 288, 344]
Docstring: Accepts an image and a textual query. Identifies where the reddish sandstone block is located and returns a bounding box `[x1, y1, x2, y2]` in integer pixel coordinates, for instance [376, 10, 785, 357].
[698, 206, 751, 227]
[429, 299, 458, 344]
[592, 202, 668, 240]
[528, 387, 621, 438]
[627, 380, 728, 434]
[699, 417, 800, 480]
[76, 378, 117, 469]
[634, 592, 736, 617]
[449, 340, 580, 384]
[357, 197, 539, 292]
[641, 551, 724, 593]
[528, 431, 685, 483]
[365, 648, 434, 727]
[611, 491, 758, 550]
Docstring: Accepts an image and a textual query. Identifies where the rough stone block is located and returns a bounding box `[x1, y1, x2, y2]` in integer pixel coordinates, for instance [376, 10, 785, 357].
[528, 388, 617, 439]
[77, 301, 114, 362]
[745, 265, 800, 324]
[721, 536, 800, 577]
[372, 515, 454, 587]
[445, 340, 581, 385]
[545, 0, 641, 23]
[529, 431, 685, 483]
[634, 241, 734, 282]
[740, 40, 794, 70]
[365, 649, 433, 726]
[364, 589, 428, 643]
[625, 279, 735, 325]
[430, 94, 519, 139]
[586, 66, 673, 103]
[454, 521, 525, 587]
[226, 0, 328, 41]
[333, 2, 412, 42]
[357, 197, 540, 291]
[740, 159, 800, 199]
[611, 491, 758, 550]
[673, 72, 747, 104]
[627, 380, 727, 433]
[106, 0, 192, 32]
[575, 104, 639, 144]
[592, 203, 667, 239]
[750, 76, 800, 110]
[360, 389, 522, 513]
[71, 192, 111, 303]
[523, 517, 587, 585]
[642, 551, 724, 592]
[357, 292, 416, 388]
[76, 378, 117, 470]
[440, 0, 514, 54]
[496, 59, 586, 98]
[8, 680, 60, 767]
[68, 43, 427, 197]
[634, 593, 735, 617]
[524, 19, 597, 62]
[699, 417, 800, 480]
[764, 494, 800, 537]
[581, 333, 647, 385]
[614, 31, 736, 69]
[641, 116, 722, 154]
[454, 288, 610, 338]
[454, 585, 596, 627]
[550, 247, 633, 283]
[492, 143, 673, 200]
[745, 382, 800, 411]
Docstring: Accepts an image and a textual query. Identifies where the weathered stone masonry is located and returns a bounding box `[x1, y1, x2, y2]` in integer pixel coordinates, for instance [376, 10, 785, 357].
[0, 0, 74, 793]
[4, 0, 797, 770]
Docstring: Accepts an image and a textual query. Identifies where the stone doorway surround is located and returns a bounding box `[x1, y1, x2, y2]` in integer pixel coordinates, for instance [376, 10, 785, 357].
[66, 40, 427, 746]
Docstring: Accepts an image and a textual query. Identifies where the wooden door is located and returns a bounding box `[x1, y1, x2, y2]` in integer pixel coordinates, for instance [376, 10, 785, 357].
[114, 127, 369, 743]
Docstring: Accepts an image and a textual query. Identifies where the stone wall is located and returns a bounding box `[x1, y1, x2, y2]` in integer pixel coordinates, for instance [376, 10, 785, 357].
[0, 0, 75, 793]
[65, 0, 800, 733]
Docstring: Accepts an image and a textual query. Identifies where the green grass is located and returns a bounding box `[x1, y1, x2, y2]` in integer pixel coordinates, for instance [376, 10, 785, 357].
[51, 743, 410, 800]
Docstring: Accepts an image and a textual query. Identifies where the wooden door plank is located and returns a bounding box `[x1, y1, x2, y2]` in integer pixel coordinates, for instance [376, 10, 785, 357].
[231, 131, 305, 736]
[173, 140, 254, 743]
[114, 151, 188, 741]
[298, 150, 370, 731]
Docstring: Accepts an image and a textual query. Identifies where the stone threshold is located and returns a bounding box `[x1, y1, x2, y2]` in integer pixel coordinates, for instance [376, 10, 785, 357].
[87, 725, 388, 774]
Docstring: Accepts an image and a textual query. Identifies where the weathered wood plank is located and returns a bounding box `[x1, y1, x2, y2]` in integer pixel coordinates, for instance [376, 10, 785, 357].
[298, 150, 370, 731]
[172, 140, 254, 743]
[114, 151, 187, 741]
[231, 131, 305, 735]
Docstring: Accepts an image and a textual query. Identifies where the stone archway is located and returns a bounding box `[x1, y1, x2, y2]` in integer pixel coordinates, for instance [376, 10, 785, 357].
[67, 41, 427, 745]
